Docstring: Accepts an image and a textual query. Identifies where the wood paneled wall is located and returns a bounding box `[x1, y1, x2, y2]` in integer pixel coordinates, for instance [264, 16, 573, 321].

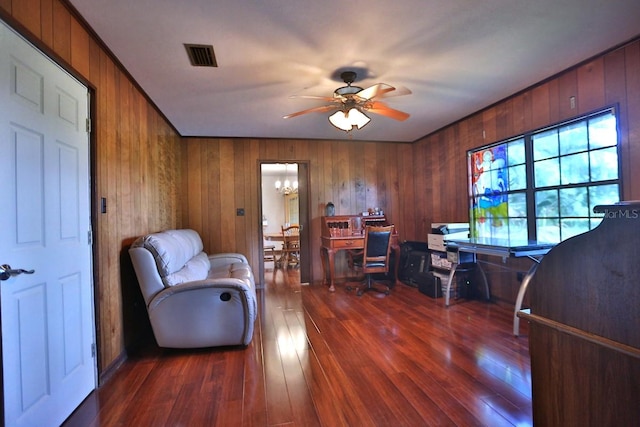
[0, 1, 183, 375]
[181, 138, 416, 285]
[412, 38, 640, 305]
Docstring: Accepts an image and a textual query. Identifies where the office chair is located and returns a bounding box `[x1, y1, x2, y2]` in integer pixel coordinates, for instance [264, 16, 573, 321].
[346, 225, 394, 296]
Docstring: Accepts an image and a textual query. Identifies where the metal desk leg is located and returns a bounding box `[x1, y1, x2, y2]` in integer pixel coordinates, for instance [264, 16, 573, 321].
[474, 261, 491, 301]
[513, 262, 540, 336]
[445, 263, 458, 307]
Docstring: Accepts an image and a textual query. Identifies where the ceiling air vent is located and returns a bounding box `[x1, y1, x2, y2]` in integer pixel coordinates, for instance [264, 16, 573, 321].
[184, 44, 218, 67]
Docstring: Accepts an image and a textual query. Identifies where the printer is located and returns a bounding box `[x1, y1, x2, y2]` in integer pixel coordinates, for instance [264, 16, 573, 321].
[427, 223, 469, 252]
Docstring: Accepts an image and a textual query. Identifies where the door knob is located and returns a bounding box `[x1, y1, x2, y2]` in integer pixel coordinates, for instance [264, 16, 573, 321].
[0, 264, 35, 281]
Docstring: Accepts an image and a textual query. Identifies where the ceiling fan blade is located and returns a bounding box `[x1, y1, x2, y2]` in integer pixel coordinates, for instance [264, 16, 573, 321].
[288, 94, 340, 102]
[379, 85, 412, 98]
[366, 101, 410, 121]
[283, 104, 337, 119]
[356, 83, 395, 101]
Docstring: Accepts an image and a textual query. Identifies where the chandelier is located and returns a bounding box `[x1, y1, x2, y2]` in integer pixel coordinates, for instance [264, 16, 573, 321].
[275, 164, 298, 195]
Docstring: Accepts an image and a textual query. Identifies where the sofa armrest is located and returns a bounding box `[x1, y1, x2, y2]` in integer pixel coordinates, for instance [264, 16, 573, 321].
[209, 252, 248, 268]
[147, 278, 257, 348]
[149, 278, 253, 308]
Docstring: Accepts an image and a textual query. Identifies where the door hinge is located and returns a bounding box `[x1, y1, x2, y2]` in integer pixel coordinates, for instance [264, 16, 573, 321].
[88, 230, 93, 245]
[91, 343, 96, 358]
[86, 118, 92, 133]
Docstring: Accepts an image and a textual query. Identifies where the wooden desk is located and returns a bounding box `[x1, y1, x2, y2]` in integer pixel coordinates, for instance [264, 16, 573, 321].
[320, 215, 399, 292]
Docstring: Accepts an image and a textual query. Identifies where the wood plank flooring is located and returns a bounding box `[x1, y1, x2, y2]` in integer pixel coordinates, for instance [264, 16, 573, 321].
[65, 269, 533, 426]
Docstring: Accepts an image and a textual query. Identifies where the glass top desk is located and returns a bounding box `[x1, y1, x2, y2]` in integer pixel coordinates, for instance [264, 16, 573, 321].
[446, 237, 556, 336]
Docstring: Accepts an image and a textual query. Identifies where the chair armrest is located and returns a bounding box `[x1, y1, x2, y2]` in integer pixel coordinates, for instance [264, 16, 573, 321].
[209, 253, 248, 268]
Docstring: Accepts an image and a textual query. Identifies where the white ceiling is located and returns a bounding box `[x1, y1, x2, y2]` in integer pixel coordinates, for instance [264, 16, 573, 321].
[69, 0, 640, 143]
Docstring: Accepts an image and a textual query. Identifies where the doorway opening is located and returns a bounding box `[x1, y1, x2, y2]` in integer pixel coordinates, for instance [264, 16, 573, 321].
[259, 162, 310, 285]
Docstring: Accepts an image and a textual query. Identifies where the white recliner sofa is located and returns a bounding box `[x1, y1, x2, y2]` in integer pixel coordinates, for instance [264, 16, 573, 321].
[129, 229, 257, 348]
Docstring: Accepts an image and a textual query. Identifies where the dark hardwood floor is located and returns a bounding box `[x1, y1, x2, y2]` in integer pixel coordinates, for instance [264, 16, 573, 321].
[65, 268, 533, 426]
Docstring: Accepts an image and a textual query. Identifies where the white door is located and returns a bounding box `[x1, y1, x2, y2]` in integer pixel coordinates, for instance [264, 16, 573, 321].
[0, 20, 96, 427]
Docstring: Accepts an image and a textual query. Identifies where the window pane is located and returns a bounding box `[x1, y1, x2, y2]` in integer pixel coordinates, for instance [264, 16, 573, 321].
[471, 196, 507, 227]
[471, 145, 508, 195]
[590, 147, 618, 181]
[560, 152, 589, 185]
[561, 218, 590, 240]
[508, 192, 527, 217]
[507, 164, 526, 190]
[534, 158, 560, 187]
[533, 129, 558, 160]
[490, 222, 510, 240]
[507, 138, 525, 166]
[508, 218, 528, 241]
[589, 184, 620, 216]
[589, 113, 617, 149]
[559, 187, 588, 217]
[559, 121, 588, 155]
[537, 218, 560, 243]
[536, 190, 558, 217]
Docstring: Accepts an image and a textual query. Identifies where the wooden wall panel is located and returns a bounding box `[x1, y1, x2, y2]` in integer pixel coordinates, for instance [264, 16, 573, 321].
[40, 0, 54, 47]
[577, 59, 605, 114]
[0, 0, 9, 16]
[70, 17, 89, 77]
[51, 0, 70, 62]
[12, 0, 39, 36]
[0, 1, 183, 375]
[530, 86, 549, 131]
[397, 143, 416, 239]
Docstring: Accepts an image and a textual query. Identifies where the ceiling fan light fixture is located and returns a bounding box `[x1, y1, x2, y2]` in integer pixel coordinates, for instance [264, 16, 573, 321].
[334, 85, 363, 97]
[328, 108, 371, 132]
[284, 69, 409, 132]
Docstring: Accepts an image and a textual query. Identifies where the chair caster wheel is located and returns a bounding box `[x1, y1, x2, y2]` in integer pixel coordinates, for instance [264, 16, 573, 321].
[356, 290, 363, 296]
[385, 290, 390, 295]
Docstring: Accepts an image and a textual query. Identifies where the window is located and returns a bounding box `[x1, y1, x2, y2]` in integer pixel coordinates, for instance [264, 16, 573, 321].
[468, 108, 620, 244]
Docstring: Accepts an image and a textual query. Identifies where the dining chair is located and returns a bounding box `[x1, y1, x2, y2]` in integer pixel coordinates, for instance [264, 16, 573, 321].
[280, 225, 300, 268]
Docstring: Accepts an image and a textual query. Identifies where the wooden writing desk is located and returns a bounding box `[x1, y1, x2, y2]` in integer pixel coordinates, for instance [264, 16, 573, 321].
[320, 215, 399, 292]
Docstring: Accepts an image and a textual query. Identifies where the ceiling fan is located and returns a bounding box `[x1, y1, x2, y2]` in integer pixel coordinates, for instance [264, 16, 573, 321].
[283, 71, 411, 132]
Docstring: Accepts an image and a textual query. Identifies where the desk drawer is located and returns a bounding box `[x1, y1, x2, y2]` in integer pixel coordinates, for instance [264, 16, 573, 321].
[331, 239, 361, 249]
